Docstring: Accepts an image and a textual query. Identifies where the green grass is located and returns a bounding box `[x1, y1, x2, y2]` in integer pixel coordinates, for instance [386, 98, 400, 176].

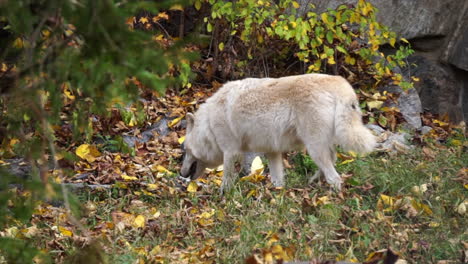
[53, 146, 468, 263]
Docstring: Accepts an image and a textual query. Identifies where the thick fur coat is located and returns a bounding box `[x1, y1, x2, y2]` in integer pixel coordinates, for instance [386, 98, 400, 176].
[181, 73, 376, 192]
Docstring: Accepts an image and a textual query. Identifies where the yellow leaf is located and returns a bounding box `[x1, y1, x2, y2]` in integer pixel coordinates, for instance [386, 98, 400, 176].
[139, 17, 149, 24]
[264, 252, 274, 263]
[292, 1, 300, 9]
[128, 115, 137, 127]
[339, 158, 355, 165]
[133, 215, 145, 228]
[400, 37, 409, 44]
[153, 12, 169, 22]
[13, 38, 23, 48]
[450, 139, 462, 146]
[377, 194, 395, 211]
[194, 0, 202, 10]
[200, 209, 215, 219]
[122, 174, 138, 181]
[75, 144, 101, 163]
[187, 181, 198, 193]
[367, 100, 384, 110]
[170, 4, 183, 11]
[433, 119, 449, 127]
[317, 195, 330, 205]
[218, 42, 224, 51]
[197, 217, 214, 226]
[240, 173, 265, 183]
[62, 83, 75, 101]
[246, 188, 258, 198]
[411, 199, 433, 215]
[58, 226, 73, 237]
[9, 138, 19, 147]
[41, 29, 51, 38]
[321, 13, 329, 24]
[168, 116, 183, 128]
[153, 34, 164, 41]
[154, 165, 171, 174]
[178, 136, 185, 144]
[456, 201, 467, 215]
[147, 183, 158, 191]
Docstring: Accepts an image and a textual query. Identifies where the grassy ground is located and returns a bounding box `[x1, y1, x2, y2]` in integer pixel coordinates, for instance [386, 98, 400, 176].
[63, 144, 467, 263]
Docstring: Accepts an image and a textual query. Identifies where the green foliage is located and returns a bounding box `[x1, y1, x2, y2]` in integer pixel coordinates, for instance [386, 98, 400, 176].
[0, 0, 193, 143]
[198, 0, 413, 89]
[0, 0, 193, 261]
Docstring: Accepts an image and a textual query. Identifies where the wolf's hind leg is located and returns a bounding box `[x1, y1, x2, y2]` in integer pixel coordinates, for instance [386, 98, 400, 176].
[266, 152, 284, 187]
[307, 148, 336, 184]
[220, 152, 241, 194]
[305, 144, 342, 190]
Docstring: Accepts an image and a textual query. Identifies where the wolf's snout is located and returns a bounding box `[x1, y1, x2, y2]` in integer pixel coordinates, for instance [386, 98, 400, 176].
[181, 161, 198, 179]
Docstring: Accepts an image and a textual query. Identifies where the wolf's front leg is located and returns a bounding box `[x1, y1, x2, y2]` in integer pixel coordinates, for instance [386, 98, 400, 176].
[220, 152, 240, 194]
[266, 153, 285, 187]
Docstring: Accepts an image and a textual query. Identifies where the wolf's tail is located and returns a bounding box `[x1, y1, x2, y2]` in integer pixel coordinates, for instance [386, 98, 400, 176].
[334, 98, 376, 154]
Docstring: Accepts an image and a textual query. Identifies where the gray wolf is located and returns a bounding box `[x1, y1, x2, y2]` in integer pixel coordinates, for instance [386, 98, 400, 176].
[180, 73, 376, 193]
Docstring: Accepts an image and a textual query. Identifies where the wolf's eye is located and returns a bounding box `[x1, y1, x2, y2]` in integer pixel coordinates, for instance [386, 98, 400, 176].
[351, 104, 357, 110]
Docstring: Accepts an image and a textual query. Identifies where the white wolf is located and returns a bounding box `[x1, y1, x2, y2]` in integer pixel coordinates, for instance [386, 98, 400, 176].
[180, 73, 376, 193]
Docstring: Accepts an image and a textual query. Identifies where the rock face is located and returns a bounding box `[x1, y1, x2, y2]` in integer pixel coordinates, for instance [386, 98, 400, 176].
[301, 0, 468, 123]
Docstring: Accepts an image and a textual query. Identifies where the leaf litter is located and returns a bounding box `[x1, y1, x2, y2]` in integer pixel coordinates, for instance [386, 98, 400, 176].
[1, 61, 467, 264]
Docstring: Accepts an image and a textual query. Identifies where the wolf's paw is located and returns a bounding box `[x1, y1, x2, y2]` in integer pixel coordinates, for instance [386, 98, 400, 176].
[325, 177, 342, 191]
[308, 170, 323, 184]
[220, 182, 233, 195]
[272, 180, 285, 187]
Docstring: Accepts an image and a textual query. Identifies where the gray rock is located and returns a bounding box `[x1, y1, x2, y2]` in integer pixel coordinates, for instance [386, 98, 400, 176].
[299, 0, 468, 122]
[1, 158, 31, 180]
[449, 27, 468, 71]
[420, 126, 433, 135]
[366, 124, 385, 135]
[302, 0, 466, 40]
[379, 84, 422, 129]
[406, 55, 464, 123]
[397, 88, 422, 129]
[123, 117, 172, 148]
[378, 131, 413, 154]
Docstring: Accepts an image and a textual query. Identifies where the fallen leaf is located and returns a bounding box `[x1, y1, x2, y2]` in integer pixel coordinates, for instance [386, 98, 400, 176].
[187, 181, 198, 193]
[178, 136, 185, 144]
[58, 226, 73, 237]
[121, 174, 138, 181]
[76, 144, 101, 163]
[133, 215, 145, 228]
[250, 156, 264, 175]
[368, 100, 384, 110]
[168, 116, 183, 128]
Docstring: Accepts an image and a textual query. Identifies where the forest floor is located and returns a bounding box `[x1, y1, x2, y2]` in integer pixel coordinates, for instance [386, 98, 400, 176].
[2, 89, 467, 264]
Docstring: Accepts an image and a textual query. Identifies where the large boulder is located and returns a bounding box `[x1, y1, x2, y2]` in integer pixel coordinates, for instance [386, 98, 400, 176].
[406, 56, 465, 123]
[299, 0, 468, 122]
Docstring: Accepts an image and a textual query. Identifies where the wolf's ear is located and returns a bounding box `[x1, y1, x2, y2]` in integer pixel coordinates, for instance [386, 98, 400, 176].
[186, 113, 195, 132]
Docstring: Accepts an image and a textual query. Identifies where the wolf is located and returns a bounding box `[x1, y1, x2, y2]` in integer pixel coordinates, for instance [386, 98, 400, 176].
[180, 73, 376, 193]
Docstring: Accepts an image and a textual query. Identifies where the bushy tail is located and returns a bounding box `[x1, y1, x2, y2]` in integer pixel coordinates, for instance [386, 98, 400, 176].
[334, 99, 376, 154]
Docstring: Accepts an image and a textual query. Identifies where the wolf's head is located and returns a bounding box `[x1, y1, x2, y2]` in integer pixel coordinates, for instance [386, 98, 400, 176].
[180, 112, 223, 180]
